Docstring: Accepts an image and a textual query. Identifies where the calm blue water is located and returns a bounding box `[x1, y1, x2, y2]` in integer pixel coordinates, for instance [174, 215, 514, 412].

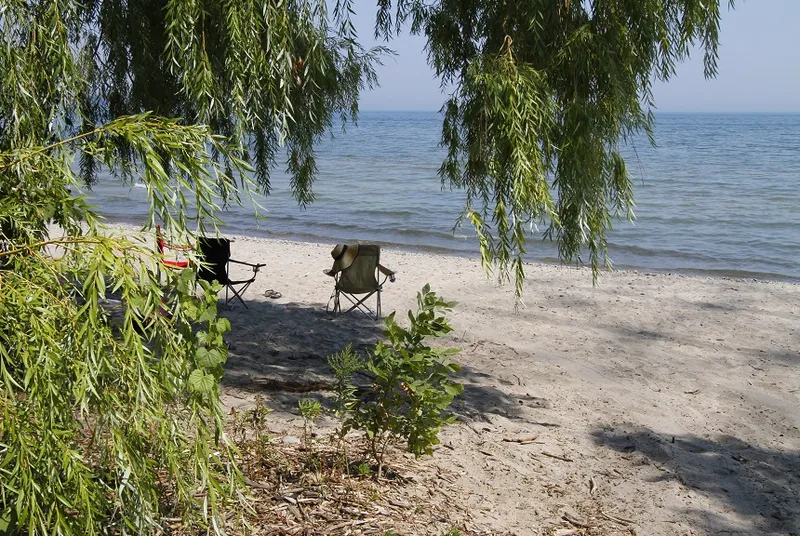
[88, 112, 800, 282]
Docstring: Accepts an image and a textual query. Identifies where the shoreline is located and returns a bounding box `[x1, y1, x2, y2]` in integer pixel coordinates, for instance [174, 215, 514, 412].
[104, 221, 800, 287]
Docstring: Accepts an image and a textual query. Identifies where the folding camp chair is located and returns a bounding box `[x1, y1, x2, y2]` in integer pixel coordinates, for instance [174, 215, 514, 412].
[324, 243, 396, 319]
[197, 237, 264, 308]
[156, 225, 191, 269]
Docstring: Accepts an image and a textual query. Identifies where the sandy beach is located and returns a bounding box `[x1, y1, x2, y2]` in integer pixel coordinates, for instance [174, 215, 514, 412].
[128, 225, 800, 535]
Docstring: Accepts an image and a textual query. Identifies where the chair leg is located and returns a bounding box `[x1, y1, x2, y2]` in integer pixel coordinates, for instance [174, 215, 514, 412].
[226, 283, 250, 309]
[376, 288, 381, 320]
[340, 291, 378, 319]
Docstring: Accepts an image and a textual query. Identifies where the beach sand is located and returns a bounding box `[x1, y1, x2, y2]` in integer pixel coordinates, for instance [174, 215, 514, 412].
[132, 225, 800, 534]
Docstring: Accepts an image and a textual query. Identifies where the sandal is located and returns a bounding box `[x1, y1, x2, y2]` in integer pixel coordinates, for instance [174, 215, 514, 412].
[263, 289, 283, 299]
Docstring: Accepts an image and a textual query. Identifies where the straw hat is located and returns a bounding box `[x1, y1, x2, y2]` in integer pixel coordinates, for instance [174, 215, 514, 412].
[329, 243, 359, 274]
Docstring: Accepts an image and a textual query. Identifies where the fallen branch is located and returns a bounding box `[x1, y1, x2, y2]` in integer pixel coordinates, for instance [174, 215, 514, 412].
[542, 451, 574, 462]
[456, 415, 484, 435]
[502, 435, 539, 444]
[243, 476, 271, 489]
[562, 512, 593, 529]
[600, 510, 634, 525]
[388, 499, 410, 509]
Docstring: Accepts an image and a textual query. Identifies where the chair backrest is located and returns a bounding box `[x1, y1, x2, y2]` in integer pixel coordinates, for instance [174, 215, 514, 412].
[198, 237, 231, 284]
[338, 244, 380, 294]
[155, 225, 167, 254]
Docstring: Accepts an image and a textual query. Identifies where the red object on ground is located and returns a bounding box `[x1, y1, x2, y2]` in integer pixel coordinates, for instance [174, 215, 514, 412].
[156, 226, 191, 269]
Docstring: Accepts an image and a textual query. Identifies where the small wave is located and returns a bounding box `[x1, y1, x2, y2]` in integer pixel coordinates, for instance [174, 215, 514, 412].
[359, 209, 418, 217]
[606, 242, 721, 263]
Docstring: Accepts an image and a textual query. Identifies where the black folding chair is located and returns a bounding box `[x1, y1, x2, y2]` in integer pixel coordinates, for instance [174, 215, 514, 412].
[197, 237, 264, 308]
[324, 244, 396, 319]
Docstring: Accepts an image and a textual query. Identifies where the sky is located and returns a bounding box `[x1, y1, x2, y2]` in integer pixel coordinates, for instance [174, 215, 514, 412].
[352, 0, 800, 113]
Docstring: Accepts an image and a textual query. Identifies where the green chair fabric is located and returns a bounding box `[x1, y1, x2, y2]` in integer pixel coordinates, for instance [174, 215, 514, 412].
[324, 244, 396, 319]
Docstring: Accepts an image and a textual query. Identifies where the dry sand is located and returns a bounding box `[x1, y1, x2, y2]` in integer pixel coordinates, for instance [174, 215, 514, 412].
[131, 225, 800, 534]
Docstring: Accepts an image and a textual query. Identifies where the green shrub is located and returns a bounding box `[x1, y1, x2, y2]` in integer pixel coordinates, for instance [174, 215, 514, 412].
[298, 398, 323, 445]
[335, 285, 463, 477]
[0, 242, 242, 535]
[327, 344, 363, 421]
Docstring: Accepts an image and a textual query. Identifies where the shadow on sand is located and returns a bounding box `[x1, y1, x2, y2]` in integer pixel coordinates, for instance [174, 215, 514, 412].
[217, 298, 536, 420]
[592, 425, 800, 535]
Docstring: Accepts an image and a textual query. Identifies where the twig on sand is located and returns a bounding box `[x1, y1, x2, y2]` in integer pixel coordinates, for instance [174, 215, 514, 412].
[502, 435, 539, 444]
[542, 451, 574, 462]
[243, 476, 271, 489]
[589, 476, 597, 495]
[389, 499, 410, 509]
[562, 512, 593, 528]
[600, 510, 634, 525]
[456, 415, 483, 435]
[553, 530, 580, 536]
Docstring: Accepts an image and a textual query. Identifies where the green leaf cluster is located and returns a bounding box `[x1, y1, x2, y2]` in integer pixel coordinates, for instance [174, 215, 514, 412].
[0, 231, 239, 534]
[377, 0, 733, 294]
[1, 0, 387, 532]
[0, 0, 386, 206]
[334, 285, 463, 476]
[0, 112, 251, 536]
[298, 398, 323, 446]
[327, 343, 363, 420]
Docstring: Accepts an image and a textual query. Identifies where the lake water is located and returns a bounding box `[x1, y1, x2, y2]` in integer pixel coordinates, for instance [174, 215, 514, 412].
[88, 112, 800, 282]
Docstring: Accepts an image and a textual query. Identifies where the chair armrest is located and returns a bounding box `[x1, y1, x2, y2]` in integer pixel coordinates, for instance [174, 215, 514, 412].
[156, 226, 194, 252]
[229, 258, 265, 269]
[378, 263, 396, 282]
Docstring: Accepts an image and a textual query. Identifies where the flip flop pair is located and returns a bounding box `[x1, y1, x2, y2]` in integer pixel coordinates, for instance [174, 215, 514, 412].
[263, 289, 282, 299]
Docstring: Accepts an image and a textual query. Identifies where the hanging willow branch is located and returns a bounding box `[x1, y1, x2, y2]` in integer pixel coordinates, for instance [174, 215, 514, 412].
[378, 0, 733, 296]
[0, 0, 388, 204]
[0, 1, 387, 534]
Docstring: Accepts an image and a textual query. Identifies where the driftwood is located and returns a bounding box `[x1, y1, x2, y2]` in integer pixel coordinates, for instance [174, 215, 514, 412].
[501, 435, 539, 445]
[542, 451, 574, 462]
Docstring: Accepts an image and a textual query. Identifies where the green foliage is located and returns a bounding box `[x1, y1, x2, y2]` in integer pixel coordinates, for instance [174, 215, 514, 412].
[376, 0, 733, 294]
[0, 118, 246, 533]
[327, 344, 363, 420]
[298, 398, 323, 422]
[0, 0, 386, 203]
[0, 233, 241, 534]
[298, 398, 323, 445]
[1, 0, 386, 533]
[356, 462, 373, 477]
[230, 396, 273, 471]
[342, 285, 463, 476]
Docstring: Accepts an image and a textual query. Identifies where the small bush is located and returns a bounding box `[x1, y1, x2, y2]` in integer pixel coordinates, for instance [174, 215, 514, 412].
[298, 398, 323, 445]
[330, 285, 463, 477]
[327, 344, 362, 421]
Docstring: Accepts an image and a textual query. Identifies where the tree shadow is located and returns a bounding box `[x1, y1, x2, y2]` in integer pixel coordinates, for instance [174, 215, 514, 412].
[217, 298, 538, 421]
[758, 349, 800, 368]
[221, 299, 380, 381]
[453, 364, 552, 422]
[591, 424, 800, 534]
